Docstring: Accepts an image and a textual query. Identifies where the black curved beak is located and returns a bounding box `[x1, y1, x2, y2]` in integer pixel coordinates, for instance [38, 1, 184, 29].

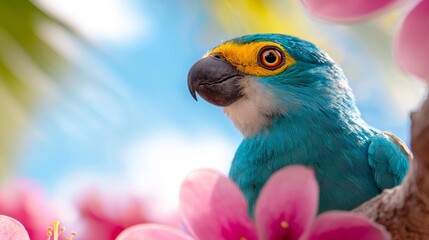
[187, 55, 244, 107]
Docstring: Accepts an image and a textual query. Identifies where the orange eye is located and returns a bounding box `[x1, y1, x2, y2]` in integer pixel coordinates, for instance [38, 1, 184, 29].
[258, 47, 285, 70]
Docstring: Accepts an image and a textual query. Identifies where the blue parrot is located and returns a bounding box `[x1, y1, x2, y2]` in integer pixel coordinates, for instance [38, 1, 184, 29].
[187, 34, 410, 214]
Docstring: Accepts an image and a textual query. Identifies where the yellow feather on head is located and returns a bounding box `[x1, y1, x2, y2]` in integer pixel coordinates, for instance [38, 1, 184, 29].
[206, 41, 296, 76]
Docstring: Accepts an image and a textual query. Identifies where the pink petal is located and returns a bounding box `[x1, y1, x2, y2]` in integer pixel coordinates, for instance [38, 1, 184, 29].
[301, 0, 396, 22]
[394, 0, 429, 81]
[180, 169, 257, 240]
[115, 223, 193, 240]
[0, 179, 56, 240]
[76, 187, 151, 239]
[0, 215, 30, 240]
[254, 165, 318, 240]
[301, 211, 390, 240]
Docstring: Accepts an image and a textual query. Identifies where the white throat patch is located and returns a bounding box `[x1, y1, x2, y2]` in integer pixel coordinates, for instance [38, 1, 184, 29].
[223, 77, 285, 137]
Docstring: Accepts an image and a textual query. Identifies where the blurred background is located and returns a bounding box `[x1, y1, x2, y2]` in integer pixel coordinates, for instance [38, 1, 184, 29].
[0, 0, 425, 239]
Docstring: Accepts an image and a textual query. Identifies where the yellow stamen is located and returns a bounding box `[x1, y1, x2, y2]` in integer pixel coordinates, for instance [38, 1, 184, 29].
[53, 220, 60, 240]
[46, 220, 77, 240]
[239, 238, 248, 240]
[66, 231, 77, 240]
[280, 221, 289, 229]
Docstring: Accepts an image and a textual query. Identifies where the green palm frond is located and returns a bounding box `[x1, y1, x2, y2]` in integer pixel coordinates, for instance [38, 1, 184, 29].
[0, 0, 76, 177]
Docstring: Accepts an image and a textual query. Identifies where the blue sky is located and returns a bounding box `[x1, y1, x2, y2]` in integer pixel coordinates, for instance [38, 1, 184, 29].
[17, 0, 425, 213]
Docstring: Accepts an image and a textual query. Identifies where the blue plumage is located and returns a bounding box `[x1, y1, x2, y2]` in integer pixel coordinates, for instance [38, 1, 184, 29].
[187, 33, 410, 215]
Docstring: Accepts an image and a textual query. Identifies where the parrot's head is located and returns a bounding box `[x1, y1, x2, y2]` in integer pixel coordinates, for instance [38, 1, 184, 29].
[188, 34, 357, 137]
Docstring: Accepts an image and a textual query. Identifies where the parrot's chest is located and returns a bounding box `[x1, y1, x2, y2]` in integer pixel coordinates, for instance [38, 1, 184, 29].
[231, 136, 362, 181]
[229, 126, 380, 212]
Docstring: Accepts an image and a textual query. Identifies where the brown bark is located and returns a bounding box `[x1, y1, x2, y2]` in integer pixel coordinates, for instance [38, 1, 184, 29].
[354, 93, 429, 239]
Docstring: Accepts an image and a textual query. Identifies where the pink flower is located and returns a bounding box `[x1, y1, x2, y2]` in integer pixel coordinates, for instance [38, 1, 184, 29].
[394, 0, 429, 81]
[116, 224, 194, 240]
[301, 0, 429, 82]
[74, 188, 151, 240]
[0, 215, 30, 240]
[0, 216, 76, 240]
[0, 179, 56, 240]
[116, 166, 389, 240]
[300, 0, 396, 22]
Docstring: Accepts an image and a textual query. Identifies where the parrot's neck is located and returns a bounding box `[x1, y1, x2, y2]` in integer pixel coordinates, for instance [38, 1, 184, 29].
[223, 77, 286, 137]
[223, 71, 362, 139]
